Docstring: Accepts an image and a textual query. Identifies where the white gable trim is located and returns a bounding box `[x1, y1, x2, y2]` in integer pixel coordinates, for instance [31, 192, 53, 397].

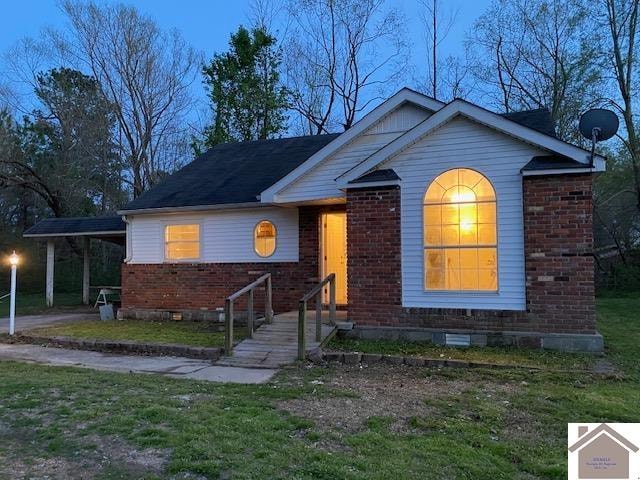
[521, 167, 598, 176]
[343, 180, 402, 190]
[337, 99, 606, 185]
[259, 88, 443, 203]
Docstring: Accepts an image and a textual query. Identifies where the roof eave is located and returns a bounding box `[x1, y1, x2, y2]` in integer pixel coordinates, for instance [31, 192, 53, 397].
[24, 230, 126, 238]
[339, 179, 402, 190]
[521, 166, 604, 176]
[118, 201, 266, 216]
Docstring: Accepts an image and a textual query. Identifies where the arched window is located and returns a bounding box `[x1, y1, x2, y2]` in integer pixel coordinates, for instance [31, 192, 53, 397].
[424, 168, 497, 291]
[254, 221, 277, 257]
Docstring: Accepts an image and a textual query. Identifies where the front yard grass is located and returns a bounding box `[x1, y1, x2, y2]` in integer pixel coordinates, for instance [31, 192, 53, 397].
[0, 291, 84, 317]
[27, 319, 248, 348]
[0, 295, 637, 479]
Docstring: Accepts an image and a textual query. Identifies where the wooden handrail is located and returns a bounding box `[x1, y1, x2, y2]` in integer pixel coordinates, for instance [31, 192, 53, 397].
[300, 273, 335, 302]
[227, 273, 271, 301]
[298, 273, 336, 360]
[224, 273, 273, 356]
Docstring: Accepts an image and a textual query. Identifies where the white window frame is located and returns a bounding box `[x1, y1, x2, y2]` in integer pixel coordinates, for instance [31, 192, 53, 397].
[163, 221, 202, 262]
[422, 168, 499, 293]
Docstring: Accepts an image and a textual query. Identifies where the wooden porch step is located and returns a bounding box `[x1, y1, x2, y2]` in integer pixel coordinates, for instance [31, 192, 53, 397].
[215, 310, 345, 368]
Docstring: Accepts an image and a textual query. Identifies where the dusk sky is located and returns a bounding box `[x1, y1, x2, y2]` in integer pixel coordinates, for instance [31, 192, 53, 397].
[0, 0, 492, 104]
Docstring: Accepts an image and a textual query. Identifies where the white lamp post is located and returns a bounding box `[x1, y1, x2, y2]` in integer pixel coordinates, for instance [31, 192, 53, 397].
[8, 251, 19, 336]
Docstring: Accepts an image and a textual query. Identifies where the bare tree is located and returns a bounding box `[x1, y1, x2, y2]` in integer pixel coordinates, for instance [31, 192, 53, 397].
[53, 1, 200, 197]
[284, 0, 408, 134]
[419, 0, 458, 100]
[601, 0, 640, 209]
[469, 0, 599, 141]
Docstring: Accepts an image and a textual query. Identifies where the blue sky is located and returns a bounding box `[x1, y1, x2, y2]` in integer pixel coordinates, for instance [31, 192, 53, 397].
[0, 0, 492, 120]
[0, 0, 490, 73]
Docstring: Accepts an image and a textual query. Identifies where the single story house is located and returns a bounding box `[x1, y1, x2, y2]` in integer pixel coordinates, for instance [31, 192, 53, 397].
[61, 88, 608, 351]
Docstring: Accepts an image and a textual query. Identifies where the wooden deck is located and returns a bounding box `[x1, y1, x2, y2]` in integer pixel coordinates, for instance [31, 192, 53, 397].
[215, 310, 344, 369]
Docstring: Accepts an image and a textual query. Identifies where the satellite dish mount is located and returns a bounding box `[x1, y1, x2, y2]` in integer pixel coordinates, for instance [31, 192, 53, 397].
[578, 108, 619, 167]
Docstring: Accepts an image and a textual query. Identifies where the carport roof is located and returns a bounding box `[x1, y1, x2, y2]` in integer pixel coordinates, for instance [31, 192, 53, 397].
[23, 216, 125, 238]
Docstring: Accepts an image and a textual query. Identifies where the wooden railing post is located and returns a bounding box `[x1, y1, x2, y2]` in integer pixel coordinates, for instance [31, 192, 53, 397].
[223, 273, 272, 356]
[298, 300, 306, 361]
[265, 275, 273, 323]
[315, 292, 322, 342]
[329, 274, 336, 326]
[247, 289, 254, 338]
[224, 298, 233, 356]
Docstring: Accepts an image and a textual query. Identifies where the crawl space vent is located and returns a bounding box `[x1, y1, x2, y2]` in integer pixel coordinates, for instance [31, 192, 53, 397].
[445, 334, 471, 347]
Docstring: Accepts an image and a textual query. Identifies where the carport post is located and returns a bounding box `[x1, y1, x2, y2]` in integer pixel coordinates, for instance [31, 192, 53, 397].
[82, 237, 90, 305]
[46, 239, 54, 307]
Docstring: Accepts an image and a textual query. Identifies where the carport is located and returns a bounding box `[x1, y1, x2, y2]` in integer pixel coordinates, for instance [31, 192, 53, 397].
[23, 216, 126, 307]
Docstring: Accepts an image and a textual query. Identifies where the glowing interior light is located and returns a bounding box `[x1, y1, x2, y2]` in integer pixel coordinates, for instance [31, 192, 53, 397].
[460, 220, 474, 232]
[451, 191, 475, 203]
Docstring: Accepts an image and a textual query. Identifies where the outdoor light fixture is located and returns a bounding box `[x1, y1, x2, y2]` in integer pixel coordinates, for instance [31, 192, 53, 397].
[7, 250, 19, 335]
[9, 251, 19, 267]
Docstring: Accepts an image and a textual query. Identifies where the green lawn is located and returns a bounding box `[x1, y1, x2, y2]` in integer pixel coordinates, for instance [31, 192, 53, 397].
[28, 319, 248, 348]
[0, 295, 637, 479]
[0, 291, 85, 317]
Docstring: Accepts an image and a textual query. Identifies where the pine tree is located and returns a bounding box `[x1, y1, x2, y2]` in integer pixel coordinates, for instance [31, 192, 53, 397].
[197, 26, 288, 152]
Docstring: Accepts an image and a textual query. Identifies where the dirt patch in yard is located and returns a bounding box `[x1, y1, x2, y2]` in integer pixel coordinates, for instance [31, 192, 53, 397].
[0, 432, 169, 479]
[279, 363, 521, 437]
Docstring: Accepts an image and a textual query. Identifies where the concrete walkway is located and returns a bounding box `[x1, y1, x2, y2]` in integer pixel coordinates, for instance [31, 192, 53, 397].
[0, 312, 97, 334]
[0, 343, 277, 384]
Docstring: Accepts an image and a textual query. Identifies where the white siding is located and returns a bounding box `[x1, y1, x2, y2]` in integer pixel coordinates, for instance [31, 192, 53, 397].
[382, 117, 546, 311]
[368, 103, 431, 134]
[127, 207, 299, 264]
[276, 104, 431, 203]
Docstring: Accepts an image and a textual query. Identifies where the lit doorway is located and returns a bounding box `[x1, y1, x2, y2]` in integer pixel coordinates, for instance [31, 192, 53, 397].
[321, 212, 347, 304]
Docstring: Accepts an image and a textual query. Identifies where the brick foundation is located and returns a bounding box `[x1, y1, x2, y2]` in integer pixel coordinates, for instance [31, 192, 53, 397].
[345, 174, 597, 337]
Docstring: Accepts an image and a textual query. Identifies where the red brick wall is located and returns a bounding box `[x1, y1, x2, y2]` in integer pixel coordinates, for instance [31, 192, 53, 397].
[346, 175, 596, 335]
[346, 186, 403, 325]
[121, 207, 324, 314]
[523, 173, 595, 333]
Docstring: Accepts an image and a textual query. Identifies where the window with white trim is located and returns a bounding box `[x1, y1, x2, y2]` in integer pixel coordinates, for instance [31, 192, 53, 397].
[165, 224, 200, 260]
[423, 168, 497, 291]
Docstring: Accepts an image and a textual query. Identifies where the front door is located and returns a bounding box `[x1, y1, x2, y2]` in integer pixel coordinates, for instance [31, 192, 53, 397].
[321, 212, 347, 304]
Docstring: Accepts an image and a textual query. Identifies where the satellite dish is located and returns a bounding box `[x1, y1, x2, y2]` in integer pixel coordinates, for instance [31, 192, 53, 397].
[579, 108, 619, 142]
[579, 108, 619, 168]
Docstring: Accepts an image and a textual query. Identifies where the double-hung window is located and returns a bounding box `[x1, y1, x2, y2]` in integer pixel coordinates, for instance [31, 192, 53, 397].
[165, 224, 200, 260]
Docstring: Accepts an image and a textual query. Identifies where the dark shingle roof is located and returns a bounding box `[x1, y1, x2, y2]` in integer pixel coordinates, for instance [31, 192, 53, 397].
[122, 134, 340, 212]
[24, 216, 125, 236]
[501, 108, 556, 137]
[121, 105, 558, 213]
[521, 155, 586, 171]
[349, 169, 401, 184]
